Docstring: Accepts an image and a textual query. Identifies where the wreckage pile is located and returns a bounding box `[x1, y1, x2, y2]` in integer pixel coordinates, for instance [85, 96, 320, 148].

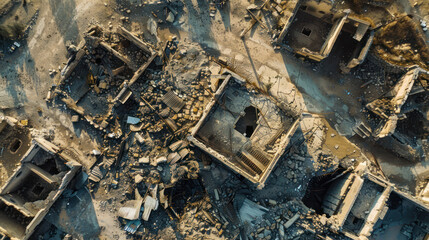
[51, 24, 251, 238]
[362, 67, 429, 162]
[237, 197, 350, 240]
[373, 15, 429, 69]
[2, 0, 429, 239]
[177, 195, 226, 239]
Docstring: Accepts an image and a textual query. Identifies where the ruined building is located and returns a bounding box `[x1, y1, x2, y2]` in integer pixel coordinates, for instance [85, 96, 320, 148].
[0, 117, 31, 187]
[0, 139, 81, 240]
[189, 70, 300, 189]
[278, 0, 373, 72]
[365, 66, 429, 162]
[322, 163, 429, 240]
[53, 25, 157, 136]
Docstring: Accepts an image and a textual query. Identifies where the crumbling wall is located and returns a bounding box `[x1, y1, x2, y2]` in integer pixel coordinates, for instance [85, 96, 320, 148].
[189, 70, 300, 188]
[0, 139, 82, 240]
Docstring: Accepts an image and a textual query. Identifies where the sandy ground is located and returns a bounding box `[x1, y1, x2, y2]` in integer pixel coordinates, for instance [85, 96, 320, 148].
[0, 0, 428, 238]
[93, 199, 127, 240]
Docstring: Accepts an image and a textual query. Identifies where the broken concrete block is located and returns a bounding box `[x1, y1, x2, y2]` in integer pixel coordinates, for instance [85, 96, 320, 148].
[127, 116, 140, 124]
[152, 156, 167, 166]
[169, 140, 185, 152]
[92, 149, 101, 155]
[214, 189, 219, 201]
[168, 152, 181, 165]
[139, 157, 150, 164]
[71, 115, 80, 122]
[279, 225, 285, 238]
[147, 17, 158, 36]
[99, 81, 108, 89]
[142, 195, 159, 221]
[135, 174, 144, 184]
[284, 213, 300, 229]
[135, 132, 145, 144]
[118, 189, 143, 220]
[239, 198, 269, 224]
[178, 148, 189, 159]
[166, 11, 175, 23]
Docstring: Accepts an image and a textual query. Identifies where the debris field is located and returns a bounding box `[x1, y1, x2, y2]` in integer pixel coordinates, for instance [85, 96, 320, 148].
[0, 0, 429, 240]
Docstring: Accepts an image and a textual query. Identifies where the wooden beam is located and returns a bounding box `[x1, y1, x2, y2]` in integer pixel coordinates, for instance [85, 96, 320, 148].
[129, 53, 158, 86]
[99, 42, 136, 71]
[118, 26, 153, 54]
[61, 49, 86, 82]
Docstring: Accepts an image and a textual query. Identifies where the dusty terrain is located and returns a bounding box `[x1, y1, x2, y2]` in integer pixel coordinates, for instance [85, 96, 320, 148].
[0, 0, 428, 239]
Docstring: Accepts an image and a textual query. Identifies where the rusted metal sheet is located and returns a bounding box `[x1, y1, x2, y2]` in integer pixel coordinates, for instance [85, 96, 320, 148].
[161, 90, 185, 113]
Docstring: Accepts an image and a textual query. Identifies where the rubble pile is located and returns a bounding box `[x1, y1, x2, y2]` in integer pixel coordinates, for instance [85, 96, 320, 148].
[54, 25, 242, 238]
[245, 199, 345, 240]
[373, 15, 429, 70]
[275, 149, 309, 184]
[349, 56, 386, 85]
[177, 195, 226, 239]
[2, 0, 429, 239]
[313, 151, 339, 171]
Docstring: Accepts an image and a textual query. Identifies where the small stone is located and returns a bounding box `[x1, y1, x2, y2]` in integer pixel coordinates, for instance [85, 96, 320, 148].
[92, 149, 101, 155]
[166, 11, 175, 23]
[71, 115, 79, 122]
[263, 229, 271, 238]
[139, 157, 150, 164]
[279, 225, 285, 237]
[135, 174, 144, 184]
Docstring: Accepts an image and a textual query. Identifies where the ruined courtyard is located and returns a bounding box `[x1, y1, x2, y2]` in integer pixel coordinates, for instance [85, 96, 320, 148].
[0, 0, 429, 239]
